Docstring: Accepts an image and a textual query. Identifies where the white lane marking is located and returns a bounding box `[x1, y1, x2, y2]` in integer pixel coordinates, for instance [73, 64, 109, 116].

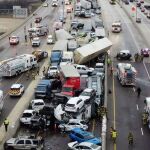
[136, 104, 139, 111]
[143, 62, 150, 81]
[141, 128, 144, 135]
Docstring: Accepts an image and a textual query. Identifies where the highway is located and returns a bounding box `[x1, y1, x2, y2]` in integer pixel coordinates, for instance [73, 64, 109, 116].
[0, 0, 150, 149]
[100, 0, 150, 149]
[0, 0, 62, 125]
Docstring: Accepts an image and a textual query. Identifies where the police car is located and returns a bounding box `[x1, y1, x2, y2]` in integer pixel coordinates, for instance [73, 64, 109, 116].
[9, 84, 24, 97]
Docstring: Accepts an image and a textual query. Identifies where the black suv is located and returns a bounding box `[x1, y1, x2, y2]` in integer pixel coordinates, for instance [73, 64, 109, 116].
[116, 50, 132, 60]
[72, 23, 84, 30]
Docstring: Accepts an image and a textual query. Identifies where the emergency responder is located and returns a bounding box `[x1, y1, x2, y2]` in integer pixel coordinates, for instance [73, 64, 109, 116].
[136, 87, 141, 98]
[140, 54, 144, 62]
[110, 66, 113, 76]
[110, 126, 114, 138]
[4, 118, 9, 132]
[42, 66, 46, 76]
[142, 112, 149, 125]
[97, 107, 101, 118]
[112, 129, 117, 143]
[134, 53, 138, 62]
[26, 70, 30, 80]
[25, 35, 27, 42]
[100, 106, 105, 118]
[107, 58, 111, 67]
[37, 66, 40, 75]
[128, 132, 133, 145]
[32, 71, 35, 80]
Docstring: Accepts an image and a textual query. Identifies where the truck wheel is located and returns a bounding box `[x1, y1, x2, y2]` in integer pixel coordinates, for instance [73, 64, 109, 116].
[7, 146, 14, 150]
[31, 148, 36, 150]
[15, 72, 18, 76]
[32, 65, 35, 68]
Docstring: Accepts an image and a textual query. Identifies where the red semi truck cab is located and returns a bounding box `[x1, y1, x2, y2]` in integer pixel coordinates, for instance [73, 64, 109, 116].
[60, 65, 80, 97]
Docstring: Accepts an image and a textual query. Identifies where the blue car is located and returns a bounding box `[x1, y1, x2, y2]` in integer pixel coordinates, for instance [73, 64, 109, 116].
[69, 128, 102, 146]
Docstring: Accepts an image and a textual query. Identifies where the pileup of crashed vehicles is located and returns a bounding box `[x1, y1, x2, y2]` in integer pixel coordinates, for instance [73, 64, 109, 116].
[1, 0, 148, 149]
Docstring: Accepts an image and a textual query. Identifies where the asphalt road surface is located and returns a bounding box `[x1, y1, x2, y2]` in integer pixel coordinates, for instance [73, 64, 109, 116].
[0, 0, 61, 125]
[100, 0, 150, 149]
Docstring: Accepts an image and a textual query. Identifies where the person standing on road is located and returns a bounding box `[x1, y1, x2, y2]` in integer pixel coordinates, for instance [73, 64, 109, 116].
[25, 35, 27, 42]
[4, 118, 9, 132]
[112, 129, 117, 143]
[110, 126, 114, 138]
[128, 132, 134, 145]
[136, 87, 141, 98]
[110, 66, 113, 76]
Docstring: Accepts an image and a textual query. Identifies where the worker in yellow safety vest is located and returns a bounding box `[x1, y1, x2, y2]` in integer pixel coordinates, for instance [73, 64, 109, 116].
[112, 129, 117, 143]
[4, 118, 9, 132]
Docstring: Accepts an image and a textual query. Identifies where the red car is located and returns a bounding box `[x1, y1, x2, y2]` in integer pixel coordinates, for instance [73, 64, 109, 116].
[141, 48, 150, 57]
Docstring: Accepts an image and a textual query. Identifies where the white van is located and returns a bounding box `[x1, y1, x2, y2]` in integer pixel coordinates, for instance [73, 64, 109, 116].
[0, 90, 4, 114]
[112, 21, 122, 33]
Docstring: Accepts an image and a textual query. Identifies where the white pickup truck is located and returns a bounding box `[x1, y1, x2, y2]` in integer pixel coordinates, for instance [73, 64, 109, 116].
[4, 136, 43, 150]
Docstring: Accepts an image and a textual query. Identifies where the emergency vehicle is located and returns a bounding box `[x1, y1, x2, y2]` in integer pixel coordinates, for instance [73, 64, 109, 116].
[143, 97, 150, 128]
[116, 63, 136, 86]
[0, 54, 37, 77]
[112, 21, 122, 33]
[9, 84, 24, 97]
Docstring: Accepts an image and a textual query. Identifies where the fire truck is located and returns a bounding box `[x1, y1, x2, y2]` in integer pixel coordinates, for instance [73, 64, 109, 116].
[116, 63, 136, 86]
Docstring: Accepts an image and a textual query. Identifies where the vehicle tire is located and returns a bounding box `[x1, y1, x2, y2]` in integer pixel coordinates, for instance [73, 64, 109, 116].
[7, 146, 14, 150]
[31, 148, 37, 150]
[32, 64, 35, 68]
[15, 71, 18, 76]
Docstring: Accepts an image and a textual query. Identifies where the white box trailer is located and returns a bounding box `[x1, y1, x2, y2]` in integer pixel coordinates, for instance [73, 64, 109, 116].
[0, 54, 37, 77]
[0, 90, 4, 114]
[52, 40, 68, 51]
[74, 38, 112, 64]
[95, 27, 106, 39]
[55, 29, 74, 40]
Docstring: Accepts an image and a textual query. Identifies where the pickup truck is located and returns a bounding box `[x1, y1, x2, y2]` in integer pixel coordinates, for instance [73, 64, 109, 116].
[4, 136, 43, 150]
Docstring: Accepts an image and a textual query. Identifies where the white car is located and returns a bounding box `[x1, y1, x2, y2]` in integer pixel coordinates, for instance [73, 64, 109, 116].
[9, 84, 24, 97]
[43, 3, 48, 7]
[68, 141, 101, 150]
[47, 35, 54, 44]
[47, 66, 59, 78]
[30, 99, 45, 111]
[58, 119, 88, 131]
[32, 37, 41, 47]
[95, 63, 104, 73]
[20, 109, 36, 125]
[65, 97, 84, 112]
[75, 65, 94, 75]
[65, 0, 70, 5]
[9, 36, 19, 45]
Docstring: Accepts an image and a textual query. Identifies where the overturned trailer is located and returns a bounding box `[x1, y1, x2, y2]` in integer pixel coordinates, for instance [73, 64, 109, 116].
[74, 38, 112, 64]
